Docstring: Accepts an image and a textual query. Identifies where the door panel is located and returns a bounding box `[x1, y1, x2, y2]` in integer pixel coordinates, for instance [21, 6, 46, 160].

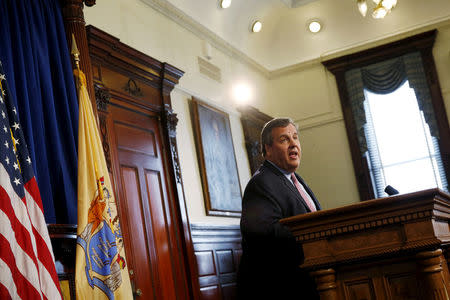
[111, 103, 185, 299]
[120, 166, 156, 298]
[145, 170, 177, 300]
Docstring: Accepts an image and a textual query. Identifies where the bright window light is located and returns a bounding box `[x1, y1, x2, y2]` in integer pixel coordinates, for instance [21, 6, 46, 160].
[364, 81, 447, 196]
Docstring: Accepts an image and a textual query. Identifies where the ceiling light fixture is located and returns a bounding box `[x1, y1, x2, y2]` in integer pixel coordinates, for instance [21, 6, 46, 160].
[357, 0, 397, 19]
[220, 0, 232, 9]
[308, 20, 322, 33]
[251, 20, 262, 33]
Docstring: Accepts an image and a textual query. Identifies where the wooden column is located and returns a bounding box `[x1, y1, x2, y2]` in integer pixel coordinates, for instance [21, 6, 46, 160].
[311, 269, 339, 300]
[60, 0, 97, 116]
[416, 249, 450, 300]
[161, 63, 201, 300]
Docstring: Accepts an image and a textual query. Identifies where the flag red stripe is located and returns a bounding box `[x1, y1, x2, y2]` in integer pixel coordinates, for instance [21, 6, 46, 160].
[31, 226, 60, 291]
[24, 178, 44, 213]
[0, 235, 41, 299]
[0, 281, 12, 299]
[24, 180, 62, 298]
[0, 186, 39, 269]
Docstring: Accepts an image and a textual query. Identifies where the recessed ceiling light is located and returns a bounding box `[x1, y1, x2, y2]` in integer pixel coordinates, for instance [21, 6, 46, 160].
[308, 20, 322, 33]
[220, 0, 231, 9]
[251, 21, 262, 33]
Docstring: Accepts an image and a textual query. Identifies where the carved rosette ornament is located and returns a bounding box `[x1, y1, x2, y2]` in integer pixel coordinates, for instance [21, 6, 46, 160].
[163, 106, 181, 183]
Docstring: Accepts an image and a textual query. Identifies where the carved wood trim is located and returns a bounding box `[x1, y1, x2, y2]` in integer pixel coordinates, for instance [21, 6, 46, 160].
[163, 106, 182, 183]
[282, 189, 450, 268]
[310, 269, 338, 300]
[416, 249, 450, 300]
[322, 29, 450, 201]
[237, 106, 273, 175]
[94, 83, 112, 173]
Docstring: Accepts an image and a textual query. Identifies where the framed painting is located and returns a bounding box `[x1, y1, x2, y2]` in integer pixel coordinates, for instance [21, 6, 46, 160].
[190, 98, 242, 217]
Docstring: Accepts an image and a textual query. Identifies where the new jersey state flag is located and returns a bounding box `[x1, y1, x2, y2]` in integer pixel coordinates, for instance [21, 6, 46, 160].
[74, 68, 133, 300]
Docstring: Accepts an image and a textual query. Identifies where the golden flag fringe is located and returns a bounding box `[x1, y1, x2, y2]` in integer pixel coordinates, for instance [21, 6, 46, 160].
[73, 36, 133, 300]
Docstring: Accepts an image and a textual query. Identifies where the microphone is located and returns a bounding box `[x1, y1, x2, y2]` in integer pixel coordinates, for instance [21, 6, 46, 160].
[384, 185, 399, 196]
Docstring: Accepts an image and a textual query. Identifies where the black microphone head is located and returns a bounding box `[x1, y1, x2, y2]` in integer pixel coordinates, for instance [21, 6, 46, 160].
[384, 185, 399, 196]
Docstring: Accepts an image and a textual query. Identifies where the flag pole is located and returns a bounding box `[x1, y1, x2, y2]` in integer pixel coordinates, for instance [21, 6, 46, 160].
[71, 34, 80, 70]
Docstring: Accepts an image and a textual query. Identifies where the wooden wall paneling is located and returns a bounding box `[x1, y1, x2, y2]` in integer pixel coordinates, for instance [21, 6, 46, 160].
[191, 224, 242, 300]
[86, 26, 198, 299]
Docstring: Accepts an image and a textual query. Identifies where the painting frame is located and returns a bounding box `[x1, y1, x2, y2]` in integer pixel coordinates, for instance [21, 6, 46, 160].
[190, 98, 242, 217]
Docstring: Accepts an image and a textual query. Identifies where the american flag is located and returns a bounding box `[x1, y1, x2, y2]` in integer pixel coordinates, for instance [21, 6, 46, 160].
[0, 63, 62, 299]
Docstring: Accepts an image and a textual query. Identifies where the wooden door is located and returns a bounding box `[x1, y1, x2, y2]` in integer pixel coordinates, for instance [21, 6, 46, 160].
[86, 26, 199, 300]
[109, 103, 186, 299]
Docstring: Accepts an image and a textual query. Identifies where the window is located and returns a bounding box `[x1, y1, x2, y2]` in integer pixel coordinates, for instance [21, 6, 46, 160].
[323, 30, 450, 200]
[364, 81, 448, 197]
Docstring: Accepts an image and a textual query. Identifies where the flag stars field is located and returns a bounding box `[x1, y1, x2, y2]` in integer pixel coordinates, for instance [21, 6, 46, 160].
[0, 67, 63, 299]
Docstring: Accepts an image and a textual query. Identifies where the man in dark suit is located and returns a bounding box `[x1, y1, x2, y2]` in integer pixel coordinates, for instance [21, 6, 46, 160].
[237, 118, 320, 300]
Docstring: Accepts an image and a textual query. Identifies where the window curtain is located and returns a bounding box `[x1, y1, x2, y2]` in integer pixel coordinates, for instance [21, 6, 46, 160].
[344, 52, 440, 154]
[0, 0, 78, 224]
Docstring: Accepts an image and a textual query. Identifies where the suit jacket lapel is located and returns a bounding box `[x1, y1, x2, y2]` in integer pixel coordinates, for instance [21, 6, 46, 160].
[263, 161, 312, 212]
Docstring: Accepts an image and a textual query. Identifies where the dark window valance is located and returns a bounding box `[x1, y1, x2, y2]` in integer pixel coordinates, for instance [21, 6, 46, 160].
[345, 52, 439, 154]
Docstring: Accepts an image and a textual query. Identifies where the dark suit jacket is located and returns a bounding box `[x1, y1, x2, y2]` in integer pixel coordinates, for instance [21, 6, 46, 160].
[237, 160, 321, 300]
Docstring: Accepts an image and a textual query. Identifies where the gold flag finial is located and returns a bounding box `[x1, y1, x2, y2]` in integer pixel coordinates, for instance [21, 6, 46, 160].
[71, 34, 80, 70]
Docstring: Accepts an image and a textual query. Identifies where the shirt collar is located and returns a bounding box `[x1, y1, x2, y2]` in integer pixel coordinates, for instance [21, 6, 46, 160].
[266, 160, 293, 181]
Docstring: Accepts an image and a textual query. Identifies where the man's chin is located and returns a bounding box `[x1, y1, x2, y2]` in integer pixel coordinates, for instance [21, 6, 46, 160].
[288, 162, 300, 171]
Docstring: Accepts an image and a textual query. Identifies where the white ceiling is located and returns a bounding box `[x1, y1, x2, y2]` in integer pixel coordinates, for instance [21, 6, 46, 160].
[146, 0, 450, 71]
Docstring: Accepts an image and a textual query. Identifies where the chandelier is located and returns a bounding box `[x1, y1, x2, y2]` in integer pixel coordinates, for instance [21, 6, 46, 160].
[357, 0, 397, 19]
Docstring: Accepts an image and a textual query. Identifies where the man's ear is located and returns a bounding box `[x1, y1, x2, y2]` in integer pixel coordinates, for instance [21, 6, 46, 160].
[264, 144, 271, 158]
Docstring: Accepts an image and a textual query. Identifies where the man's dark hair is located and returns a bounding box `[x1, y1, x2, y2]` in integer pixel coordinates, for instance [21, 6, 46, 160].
[261, 118, 298, 156]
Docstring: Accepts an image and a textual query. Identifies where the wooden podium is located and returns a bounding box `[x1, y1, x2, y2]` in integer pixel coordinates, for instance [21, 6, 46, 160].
[281, 188, 450, 299]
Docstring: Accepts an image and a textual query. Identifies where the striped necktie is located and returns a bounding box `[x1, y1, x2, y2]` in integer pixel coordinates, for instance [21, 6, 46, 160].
[291, 174, 316, 212]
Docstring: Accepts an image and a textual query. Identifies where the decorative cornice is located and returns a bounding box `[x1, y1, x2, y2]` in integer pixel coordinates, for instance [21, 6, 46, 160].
[137, 2, 450, 79]
[295, 209, 434, 242]
[139, 0, 269, 77]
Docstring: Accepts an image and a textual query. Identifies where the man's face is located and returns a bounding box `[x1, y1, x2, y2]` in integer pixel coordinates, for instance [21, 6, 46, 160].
[265, 124, 301, 173]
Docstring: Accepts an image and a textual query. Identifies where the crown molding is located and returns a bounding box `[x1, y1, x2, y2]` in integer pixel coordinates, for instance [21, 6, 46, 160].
[139, 0, 269, 77]
[139, 0, 450, 80]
